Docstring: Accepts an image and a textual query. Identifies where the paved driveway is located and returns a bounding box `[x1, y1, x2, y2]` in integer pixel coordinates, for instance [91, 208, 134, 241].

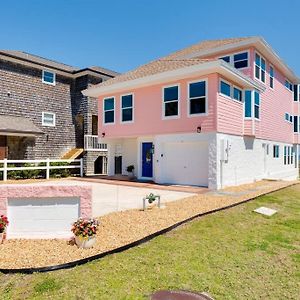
[34, 180, 196, 217]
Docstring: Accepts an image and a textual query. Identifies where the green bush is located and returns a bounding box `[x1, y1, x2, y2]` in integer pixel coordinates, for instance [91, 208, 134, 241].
[50, 162, 71, 178]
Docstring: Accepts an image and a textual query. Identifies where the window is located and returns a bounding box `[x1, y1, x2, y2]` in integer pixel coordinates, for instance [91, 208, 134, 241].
[245, 90, 252, 117]
[233, 87, 242, 102]
[294, 85, 299, 101]
[103, 97, 115, 124]
[294, 116, 298, 132]
[219, 51, 248, 69]
[285, 80, 293, 92]
[273, 145, 279, 158]
[220, 81, 231, 97]
[291, 147, 294, 164]
[285, 113, 293, 123]
[42, 112, 55, 127]
[121, 94, 133, 122]
[220, 56, 230, 63]
[269, 66, 274, 89]
[42, 70, 55, 85]
[233, 52, 248, 68]
[254, 91, 260, 119]
[255, 53, 266, 83]
[188, 80, 206, 115]
[163, 85, 179, 117]
[284, 146, 287, 165]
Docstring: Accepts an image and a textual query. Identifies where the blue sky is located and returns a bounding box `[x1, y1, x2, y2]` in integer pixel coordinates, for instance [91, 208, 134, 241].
[1, 0, 299, 75]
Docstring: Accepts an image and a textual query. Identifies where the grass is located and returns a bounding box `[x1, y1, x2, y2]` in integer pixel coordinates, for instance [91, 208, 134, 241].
[0, 185, 299, 300]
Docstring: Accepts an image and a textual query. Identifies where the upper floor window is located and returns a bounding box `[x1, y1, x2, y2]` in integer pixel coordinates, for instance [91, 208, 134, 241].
[254, 91, 260, 119]
[121, 94, 134, 123]
[42, 70, 56, 85]
[163, 85, 179, 118]
[103, 97, 115, 124]
[269, 66, 274, 89]
[255, 53, 266, 83]
[233, 52, 248, 68]
[220, 80, 231, 97]
[219, 51, 248, 69]
[273, 145, 279, 158]
[188, 80, 206, 115]
[294, 85, 299, 101]
[293, 116, 298, 132]
[233, 87, 242, 102]
[285, 80, 293, 92]
[42, 112, 55, 127]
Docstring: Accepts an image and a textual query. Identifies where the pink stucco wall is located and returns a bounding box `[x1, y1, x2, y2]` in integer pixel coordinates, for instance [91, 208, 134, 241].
[0, 185, 92, 217]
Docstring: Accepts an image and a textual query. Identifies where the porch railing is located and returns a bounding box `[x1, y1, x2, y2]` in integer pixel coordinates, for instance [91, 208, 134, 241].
[0, 158, 83, 181]
[84, 135, 107, 151]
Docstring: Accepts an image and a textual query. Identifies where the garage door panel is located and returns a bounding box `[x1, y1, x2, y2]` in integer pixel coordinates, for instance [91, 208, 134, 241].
[162, 142, 208, 187]
[7, 197, 80, 239]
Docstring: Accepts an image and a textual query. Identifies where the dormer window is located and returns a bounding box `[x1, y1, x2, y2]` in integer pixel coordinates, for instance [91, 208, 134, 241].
[42, 70, 56, 85]
[285, 80, 293, 92]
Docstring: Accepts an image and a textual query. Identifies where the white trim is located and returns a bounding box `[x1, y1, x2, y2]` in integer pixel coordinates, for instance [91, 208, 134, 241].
[120, 93, 134, 124]
[83, 60, 265, 97]
[42, 111, 56, 127]
[218, 78, 243, 103]
[42, 70, 56, 86]
[187, 78, 208, 117]
[162, 83, 180, 120]
[103, 97, 115, 125]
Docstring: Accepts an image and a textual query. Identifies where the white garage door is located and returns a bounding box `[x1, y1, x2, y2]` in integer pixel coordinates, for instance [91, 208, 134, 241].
[7, 197, 80, 239]
[162, 141, 209, 186]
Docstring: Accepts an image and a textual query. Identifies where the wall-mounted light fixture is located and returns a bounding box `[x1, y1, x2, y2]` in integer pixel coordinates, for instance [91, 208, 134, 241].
[101, 132, 105, 138]
[150, 144, 155, 154]
[197, 126, 201, 133]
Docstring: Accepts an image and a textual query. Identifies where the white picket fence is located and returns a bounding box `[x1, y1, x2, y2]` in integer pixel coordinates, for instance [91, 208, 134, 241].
[0, 158, 83, 181]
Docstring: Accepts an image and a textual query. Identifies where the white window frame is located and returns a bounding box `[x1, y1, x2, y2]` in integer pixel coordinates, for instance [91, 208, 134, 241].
[187, 78, 208, 117]
[103, 97, 115, 125]
[120, 93, 134, 124]
[42, 70, 56, 86]
[269, 64, 274, 89]
[273, 144, 280, 158]
[285, 79, 293, 92]
[162, 84, 180, 120]
[254, 52, 266, 84]
[218, 50, 249, 70]
[219, 79, 231, 99]
[42, 112, 56, 127]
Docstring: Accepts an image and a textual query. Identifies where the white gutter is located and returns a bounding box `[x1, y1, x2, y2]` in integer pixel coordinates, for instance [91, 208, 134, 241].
[83, 60, 264, 97]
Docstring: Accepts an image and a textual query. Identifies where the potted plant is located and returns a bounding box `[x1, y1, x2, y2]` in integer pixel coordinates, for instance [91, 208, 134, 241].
[143, 193, 161, 210]
[71, 218, 99, 249]
[126, 165, 135, 179]
[0, 215, 9, 244]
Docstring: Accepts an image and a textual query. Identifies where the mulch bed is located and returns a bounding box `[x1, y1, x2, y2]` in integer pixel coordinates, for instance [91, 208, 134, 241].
[0, 180, 297, 269]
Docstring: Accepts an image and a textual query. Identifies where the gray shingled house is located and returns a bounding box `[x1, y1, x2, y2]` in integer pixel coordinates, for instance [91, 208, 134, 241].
[0, 50, 118, 175]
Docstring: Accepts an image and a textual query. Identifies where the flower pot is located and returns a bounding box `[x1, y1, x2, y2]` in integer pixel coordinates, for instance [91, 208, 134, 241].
[75, 235, 96, 249]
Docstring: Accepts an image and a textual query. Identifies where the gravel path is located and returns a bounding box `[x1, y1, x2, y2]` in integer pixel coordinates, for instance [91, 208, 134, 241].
[0, 180, 297, 269]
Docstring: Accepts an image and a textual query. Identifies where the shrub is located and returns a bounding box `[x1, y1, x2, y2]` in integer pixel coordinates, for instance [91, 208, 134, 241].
[50, 162, 71, 178]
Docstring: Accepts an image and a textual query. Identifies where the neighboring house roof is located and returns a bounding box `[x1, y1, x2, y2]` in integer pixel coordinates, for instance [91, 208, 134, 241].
[83, 36, 299, 97]
[0, 50, 119, 78]
[0, 115, 44, 136]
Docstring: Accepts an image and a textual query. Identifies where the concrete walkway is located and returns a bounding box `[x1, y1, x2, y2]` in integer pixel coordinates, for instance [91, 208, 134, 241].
[26, 179, 197, 217]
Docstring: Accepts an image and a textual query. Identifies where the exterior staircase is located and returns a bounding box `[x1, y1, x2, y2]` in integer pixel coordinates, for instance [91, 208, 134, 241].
[61, 148, 84, 160]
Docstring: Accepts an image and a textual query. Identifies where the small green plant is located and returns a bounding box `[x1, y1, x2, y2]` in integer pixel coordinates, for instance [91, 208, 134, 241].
[126, 165, 135, 173]
[50, 162, 71, 178]
[145, 193, 157, 204]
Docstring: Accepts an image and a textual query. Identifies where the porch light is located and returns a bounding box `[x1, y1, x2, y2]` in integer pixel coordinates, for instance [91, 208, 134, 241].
[197, 126, 201, 133]
[101, 132, 105, 138]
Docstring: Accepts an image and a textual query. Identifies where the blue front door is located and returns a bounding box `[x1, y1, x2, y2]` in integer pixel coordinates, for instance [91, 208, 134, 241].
[142, 142, 153, 178]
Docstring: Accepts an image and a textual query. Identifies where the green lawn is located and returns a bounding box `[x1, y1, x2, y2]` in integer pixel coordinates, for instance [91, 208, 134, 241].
[1, 185, 299, 300]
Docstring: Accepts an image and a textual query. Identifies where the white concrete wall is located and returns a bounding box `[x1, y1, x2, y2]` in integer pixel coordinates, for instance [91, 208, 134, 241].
[216, 133, 298, 189]
[121, 138, 138, 175]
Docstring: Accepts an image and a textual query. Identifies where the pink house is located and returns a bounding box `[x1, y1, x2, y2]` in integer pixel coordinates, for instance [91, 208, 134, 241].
[83, 37, 299, 189]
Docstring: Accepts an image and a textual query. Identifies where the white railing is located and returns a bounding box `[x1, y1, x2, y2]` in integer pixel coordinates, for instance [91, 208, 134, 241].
[84, 135, 107, 151]
[0, 158, 83, 181]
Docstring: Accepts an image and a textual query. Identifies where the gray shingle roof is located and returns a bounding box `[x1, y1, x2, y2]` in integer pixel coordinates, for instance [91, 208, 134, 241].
[0, 115, 43, 135]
